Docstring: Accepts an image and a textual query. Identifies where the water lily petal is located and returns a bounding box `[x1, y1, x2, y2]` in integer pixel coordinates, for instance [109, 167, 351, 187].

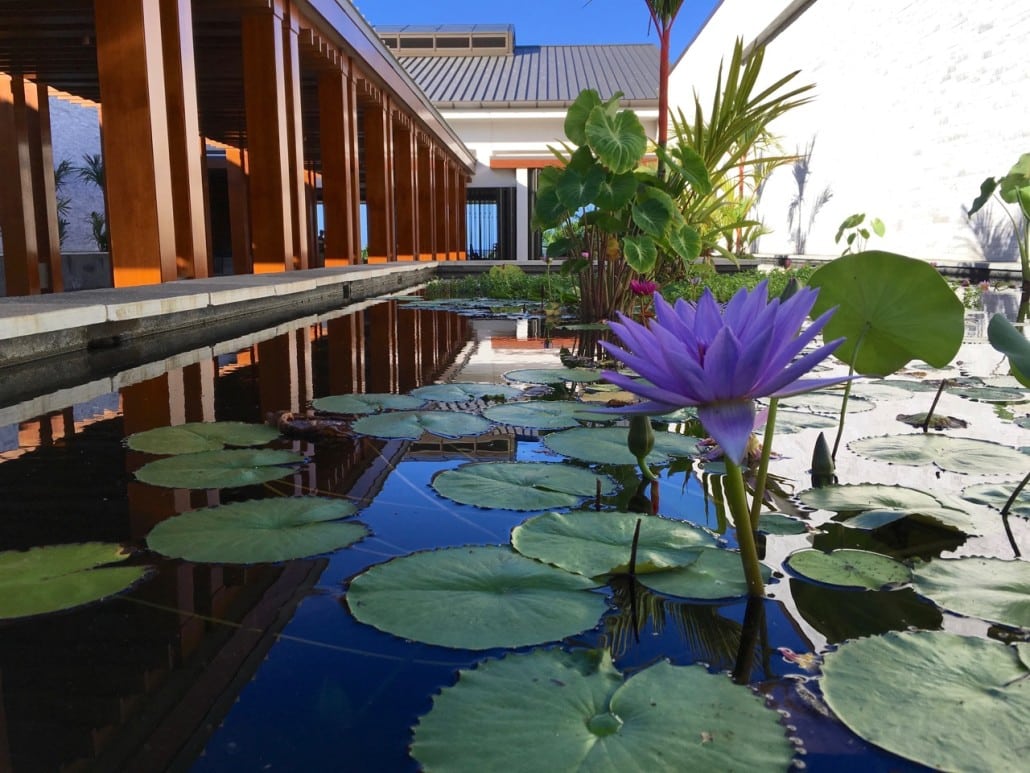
[697, 401, 757, 465]
[600, 370, 702, 408]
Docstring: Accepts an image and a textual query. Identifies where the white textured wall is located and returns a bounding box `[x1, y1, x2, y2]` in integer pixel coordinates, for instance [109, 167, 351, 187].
[671, 0, 1029, 262]
[48, 96, 106, 252]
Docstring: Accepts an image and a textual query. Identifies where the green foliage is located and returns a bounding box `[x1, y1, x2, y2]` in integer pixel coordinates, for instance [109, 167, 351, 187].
[663, 266, 815, 303]
[835, 212, 886, 254]
[422, 264, 576, 302]
[969, 152, 1030, 284]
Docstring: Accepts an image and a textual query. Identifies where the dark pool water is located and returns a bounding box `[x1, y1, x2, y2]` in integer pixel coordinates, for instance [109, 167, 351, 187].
[0, 294, 1025, 772]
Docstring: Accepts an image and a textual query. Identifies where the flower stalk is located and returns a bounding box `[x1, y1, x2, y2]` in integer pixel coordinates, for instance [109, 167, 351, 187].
[723, 460, 766, 598]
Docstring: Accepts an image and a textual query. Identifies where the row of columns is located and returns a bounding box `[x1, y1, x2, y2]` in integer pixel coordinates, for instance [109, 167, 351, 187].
[0, 0, 471, 296]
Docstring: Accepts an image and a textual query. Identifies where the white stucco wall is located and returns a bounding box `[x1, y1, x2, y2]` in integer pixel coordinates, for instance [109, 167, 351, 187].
[671, 0, 1028, 263]
[48, 96, 106, 252]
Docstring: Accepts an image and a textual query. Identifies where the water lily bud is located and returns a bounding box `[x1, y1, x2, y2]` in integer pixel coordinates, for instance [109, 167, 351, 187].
[628, 415, 657, 481]
[810, 431, 836, 487]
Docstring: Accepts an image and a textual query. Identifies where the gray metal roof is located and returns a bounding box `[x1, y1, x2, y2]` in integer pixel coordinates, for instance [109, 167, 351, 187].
[396, 44, 659, 109]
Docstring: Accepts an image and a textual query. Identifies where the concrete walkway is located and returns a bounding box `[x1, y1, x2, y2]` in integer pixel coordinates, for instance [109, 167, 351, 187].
[0, 263, 438, 370]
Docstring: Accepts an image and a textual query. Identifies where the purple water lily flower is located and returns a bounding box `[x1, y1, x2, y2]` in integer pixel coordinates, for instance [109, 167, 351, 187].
[600, 280, 847, 465]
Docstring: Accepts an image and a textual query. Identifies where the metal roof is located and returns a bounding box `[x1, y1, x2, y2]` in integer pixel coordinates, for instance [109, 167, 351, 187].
[396, 44, 660, 108]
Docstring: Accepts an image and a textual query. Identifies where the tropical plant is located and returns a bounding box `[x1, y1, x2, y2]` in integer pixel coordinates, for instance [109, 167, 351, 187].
[835, 212, 885, 255]
[787, 138, 832, 254]
[53, 158, 73, 246]
[75, 152, 108, 251]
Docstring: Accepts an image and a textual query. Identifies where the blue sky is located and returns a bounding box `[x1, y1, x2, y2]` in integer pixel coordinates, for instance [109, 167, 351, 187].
[354, 0, 720, 61]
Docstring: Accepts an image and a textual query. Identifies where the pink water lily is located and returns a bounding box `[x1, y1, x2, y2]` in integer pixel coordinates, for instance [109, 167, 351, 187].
[600, 280, 847, 464]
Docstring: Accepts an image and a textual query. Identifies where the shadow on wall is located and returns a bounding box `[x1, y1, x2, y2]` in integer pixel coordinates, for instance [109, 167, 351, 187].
[965, 207, 1020, 263]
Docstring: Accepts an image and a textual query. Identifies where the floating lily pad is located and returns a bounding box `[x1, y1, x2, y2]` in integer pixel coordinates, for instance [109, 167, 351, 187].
[769, 410, 838, 434]
[638, 548, 772, 600]
[1017, 415, 1030, 429]
[849, 433, 1028, 474]
[146, 497, 366, 564]
[542, 426, 701, 465]
[0, 543, 149, 620]
[134, 449, 305, 489]
[798, 483, 948, 513]
[346, 546, 606, 650]
[786, 548, 911, 590]
[311, 393, 425, 414]
[962, 481, 1030, 519]
[852, 381, 917, 400]
[911, 556, 1030, 629]
[820, 630, 1030, 771]
[504, 367, 602, 384]
[777, 391, 873, 415]
[511, 511, 718, 577]
[411, 649, 794, 772]
[895, 412, 967, 430]
[483, 400, 596, 430]
[410, 383, 523, 402]
[757, 512, 811, 535]
[351, 410, 492, 440]
[125, 421, 279, 455]
[432, 462, 617, 511]
[840, 507, 981, 535]
[948, 384, 1028, 403]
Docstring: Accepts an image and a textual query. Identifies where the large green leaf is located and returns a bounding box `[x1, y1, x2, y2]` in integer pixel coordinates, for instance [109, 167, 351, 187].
[594, 171, 638, 211]
[821, 631, 1030, 771]
[556, 163, 606, 211]
[849, 433, 1028, 474]
[638, 548, 772, 600]
[411, 383, 523, 403]
[808, 251, 965, 376]
[311, 393, 424, 414]
[630, 189, 677, 239]
[134, 449, 305, 489]
[351, 410, 492, 440]
[987, 313, 1030, 387]
[621, 235, 658, 274]
[564, 89, 602, 146]
[411, 649, 794, 772]
[346, 546, 606, 650]
[146, 497, 365, 564]
[786, 548, 911, 590]
[0, 543, 149, 620]
[126, 421, 279, 455]
[511, 511, 718, 577]
[584, 105, 647, 174]
[798, 483, 949, 513]
[667, 223, 702, 262]
[962, 481, 1030, 519]
[432, 462, 618, 511]
[482, 400, 596, 430]
[541, 426, 701, 465]
[911, 556, 1030, 629]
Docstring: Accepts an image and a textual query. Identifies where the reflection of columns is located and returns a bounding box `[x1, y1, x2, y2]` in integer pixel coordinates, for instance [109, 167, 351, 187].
[363, 89, 395, 264]
[396, 306, 418, 392]
[393, 115, 418, 261]
[318, 66, 361, 266]
[515, 166, 530, 262]
[0, 74, 43, 294]
[434, 153, 450, 261]
[421, 310, 440, 378]
[366, 301, 397, 392]
[257, 332, 301, 417]
[242, 8, 294, 272]
[226, 147, 251, 274]
[327, 311, 366, 394]
[416, 134, 435, 261]
[94, 0, 178, 287]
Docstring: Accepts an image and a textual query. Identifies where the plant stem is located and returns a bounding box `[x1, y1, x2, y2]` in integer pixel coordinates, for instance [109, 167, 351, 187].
[723, 460, 766, 598]
[920, 379, 948, 433]
[830, 322, 868, 461]
[749, 398, 779, 530]
[1001, 469, 1030, 519]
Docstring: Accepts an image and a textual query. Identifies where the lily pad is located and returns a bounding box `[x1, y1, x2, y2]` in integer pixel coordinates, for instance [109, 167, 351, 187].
[0, 543, 149, 620]
[638, 548, 773, 600]
[346, 546, 606, 649]
[125, 421, 279, 455]
[849, 433, 1028, 474]
[840, 507, 981, 535]
[503, 367, 602, 384]
[911, 556, 1030, 629]
[821, 630, 1030, 771]
[483, 400, 597, 430]
[432, 462, 617, 511]
[808, 251, 965, 376]
[542, 426, 701, 465]
[351, 410, 492, 440]
[777, 391, 873, 415]
[410, 383, 523, 402]
[757, 512, 811, 535]
[962, 481, 1030, 519]
[948, 384, 1028, 403]
[146, 497, 366, 564]
[311, 393, 425, 414]
[798, 483, 949, 513]
[411, 649, 794, 772]
[510, 511, 718, 577]
[134, 449, 305, 489]
[895, 412, 967, 430]
[769, 410, 838, 434]
[786, 548, 911, 590]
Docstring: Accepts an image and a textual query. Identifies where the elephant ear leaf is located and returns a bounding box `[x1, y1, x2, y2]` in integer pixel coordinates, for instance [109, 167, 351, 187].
[987, 313, 1030, 387]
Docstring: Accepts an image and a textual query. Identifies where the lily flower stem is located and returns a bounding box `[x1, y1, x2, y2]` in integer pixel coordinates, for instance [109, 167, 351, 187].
[921, 379, 948, 433]
[749, 398, 779, 531]
[831, 323, 869, 461]
[724, 460, 767, 598]
[1001, 468, 1030, 518]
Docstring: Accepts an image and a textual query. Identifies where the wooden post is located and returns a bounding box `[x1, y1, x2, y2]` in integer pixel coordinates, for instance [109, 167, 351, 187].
[318, 67, 360, 266]
[393, 114, 417, 261]
[281, 3, 308, 270]
[225, 146, 252, 274]
[362, 89, 395, 263]
[0, 73, 41, 295]
[26, 80, 63, 291]
[416, 133, 434, 261]
[434, 152, 450, 261]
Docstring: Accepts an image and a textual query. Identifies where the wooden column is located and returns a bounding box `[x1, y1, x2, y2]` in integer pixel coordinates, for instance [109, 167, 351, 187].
[0, 73, 41, 295]
[318, 66, 360, 266]
[281, 3, 308, 270]
[433, 152, 450, 261]
[392, 114, 417, 261]
[456, 171, 468, 260]
[362, 89, 395, 264]
[159, 0, 208, 279]
[26, 80, 63, 291]
[416, 133, 434, 261]
[241, 7, 294, 272]
[225, 146, 252, 274]
[94, 0, 178, 287]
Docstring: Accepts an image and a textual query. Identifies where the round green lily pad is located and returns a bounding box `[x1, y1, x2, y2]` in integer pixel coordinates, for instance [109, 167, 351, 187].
[432, 462, 618, 511]
[503, 367, 601, 384]
[768, 410, 837, 434]
[798, 483, 947, 513]
[542, 425, 702, 465]
[346, 546, 606, 649]
[949, 384, 1028, 403]
[848, 434, 1028, 474]
[411, 649, 794, 772]
[126, 421, 279, 455]
[311, 393, 424, 414]
[134, 449, 305, 489]
[757, 512, 811, 535]
[821, 631, 1030, 771]
[483, 400, 595, 430]
[786, 548, 911, 590]
[351, 410, 493, 440]
[962, 481, 1030, 519]
[911, 556, 1030, 629]
[778, 391, 873, 415]
[638, 548, 772, 600]
[410, 383, 523, 402]
[0, 543, 149, 620]
[511, 511, 718, 578]
[146, 497, 366, 564]
[839, 507, 981, 535]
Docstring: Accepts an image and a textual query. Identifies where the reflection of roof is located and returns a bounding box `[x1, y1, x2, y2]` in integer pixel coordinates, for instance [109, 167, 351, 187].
[397, 44, 660, 108]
